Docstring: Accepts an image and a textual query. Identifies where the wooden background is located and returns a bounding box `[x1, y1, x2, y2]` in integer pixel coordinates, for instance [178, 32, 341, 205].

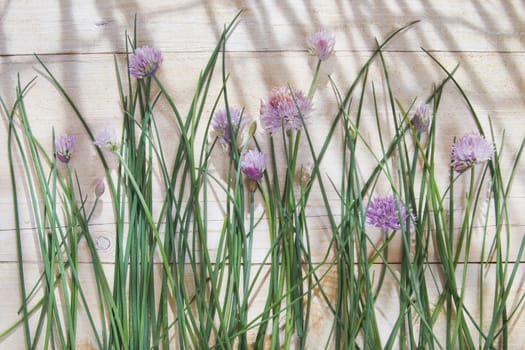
[1, 1, 524, 348]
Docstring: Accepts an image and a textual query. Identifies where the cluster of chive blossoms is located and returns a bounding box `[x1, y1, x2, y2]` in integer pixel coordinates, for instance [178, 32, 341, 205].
[209, 107, 267, 186]
[54, 45, 163, 189]
[366, 196, 409, 231]
[207, 30, 337, 187]
[129, 46, 163, 79]
[61, 46, 162, 159]
[54, 127, 120, 164]
[451, 133, 494, 173]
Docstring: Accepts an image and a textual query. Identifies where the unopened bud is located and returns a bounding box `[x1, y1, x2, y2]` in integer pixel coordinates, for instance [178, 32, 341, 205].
[95, 178, 105, 198]
[248, 121, 257, 137]
[297, 162, 313, 187]
[245, 178, 258, 193]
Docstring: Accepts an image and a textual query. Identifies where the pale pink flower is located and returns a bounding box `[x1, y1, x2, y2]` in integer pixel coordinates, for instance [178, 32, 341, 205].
[451, 133, 494, 173]
[307, 31, 336, 61]
[55, 134, 77, 163]
[210, 107, 247, 147]
[129, 46, 163, 79]
[94, 127, 119, 152]
[260, 87, 312, 135]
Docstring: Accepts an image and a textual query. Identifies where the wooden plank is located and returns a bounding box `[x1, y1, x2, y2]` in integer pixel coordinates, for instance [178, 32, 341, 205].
[0, 262, 109, 349]
[1, 262, 523, 349]
[2, 51, 524, 134]
[0, 210, 523, 265]
[0, 1, 524, 56]
[312, 263, 525, 349]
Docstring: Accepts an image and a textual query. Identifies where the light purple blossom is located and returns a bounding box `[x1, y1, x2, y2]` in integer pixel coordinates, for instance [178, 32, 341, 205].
[307, 31, 336, 61]
[451, 133, 494, 173]
[129, 46, 163, 79]
[241, 150, 267, 182]
[260, 87, 313, 135]
[55, 134, 77, 163]
[366, 196, 409, 231]
[412, 103, 431, 133]
[210, 107, 247, 147]
[94, 127, 119, 152]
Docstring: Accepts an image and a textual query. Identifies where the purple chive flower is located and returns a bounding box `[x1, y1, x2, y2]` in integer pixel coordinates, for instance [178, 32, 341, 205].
[55, 134, 77, 163]
[307, 31, 336, 61]
[129, 46, 163, 79]
[260, 87, 313, 135]
[451, 133, 494, 173]
[210, 107, 247, 147]
[412, 103, 431, 133]
[94, 127, 119, 152]
[241, 150, 267, 182]
[366, 196, 409, 231]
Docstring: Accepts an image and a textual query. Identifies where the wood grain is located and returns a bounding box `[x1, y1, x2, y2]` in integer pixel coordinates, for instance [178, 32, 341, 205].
[0, 1, 524, 55]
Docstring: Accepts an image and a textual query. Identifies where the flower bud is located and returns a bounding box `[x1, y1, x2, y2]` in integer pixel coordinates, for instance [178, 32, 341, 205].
[95, 178, 105, 198]
[248, 121, 257, 137]
[245, 178, 258, 193]
[297, 162, 313, 187]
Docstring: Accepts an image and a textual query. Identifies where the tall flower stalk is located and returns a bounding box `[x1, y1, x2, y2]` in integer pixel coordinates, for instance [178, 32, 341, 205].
[252, 30, 337, 348]
[2, 80, 103, 349]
